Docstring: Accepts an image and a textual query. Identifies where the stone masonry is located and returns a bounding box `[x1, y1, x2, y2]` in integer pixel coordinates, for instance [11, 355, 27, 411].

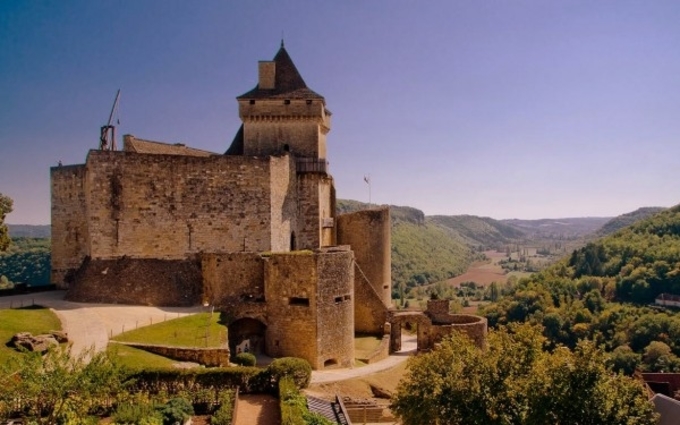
[51, 43, 392, 369]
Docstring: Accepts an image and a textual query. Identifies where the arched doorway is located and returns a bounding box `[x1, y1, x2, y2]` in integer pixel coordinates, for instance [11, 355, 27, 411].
[389, 312, 430, 353]
[228, 318, 266, 357]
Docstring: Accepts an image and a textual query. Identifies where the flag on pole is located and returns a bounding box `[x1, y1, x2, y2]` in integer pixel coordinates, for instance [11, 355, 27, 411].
[364, 175, 370, 184]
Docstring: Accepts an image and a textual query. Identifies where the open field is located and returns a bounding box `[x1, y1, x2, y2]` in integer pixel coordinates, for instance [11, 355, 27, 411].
[443, 250, 508, 288]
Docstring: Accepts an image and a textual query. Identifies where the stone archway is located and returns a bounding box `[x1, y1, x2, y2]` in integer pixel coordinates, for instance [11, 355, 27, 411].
[388, 311, 432, 353]
[228, 317, 266, 357]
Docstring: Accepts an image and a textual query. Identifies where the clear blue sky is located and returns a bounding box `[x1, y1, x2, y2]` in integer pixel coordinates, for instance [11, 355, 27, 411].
[2, 1, 680, 224]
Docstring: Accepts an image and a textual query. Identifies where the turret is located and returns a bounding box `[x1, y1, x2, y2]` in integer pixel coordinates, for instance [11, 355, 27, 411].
[232, 42, 331, 161]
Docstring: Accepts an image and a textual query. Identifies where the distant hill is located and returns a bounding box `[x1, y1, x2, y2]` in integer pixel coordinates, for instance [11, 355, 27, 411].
[594, 207, 666, 237]
[429, 215, 525, 249]
[7, 224, 50, 238]
[501, 217, 611, 240]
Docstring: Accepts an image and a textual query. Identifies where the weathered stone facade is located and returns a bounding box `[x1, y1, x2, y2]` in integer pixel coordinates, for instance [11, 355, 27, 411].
[50, 44, 391, 369]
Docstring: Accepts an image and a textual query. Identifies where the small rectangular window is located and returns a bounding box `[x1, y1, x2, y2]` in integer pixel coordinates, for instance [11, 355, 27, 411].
[344, 295, 351, 301]
[306, 100, 312, 105]
[334, 296, 343, 303]
[289, 297, 309, 306]
[249, 99, 255, 105]
[284, 99, 291, 105]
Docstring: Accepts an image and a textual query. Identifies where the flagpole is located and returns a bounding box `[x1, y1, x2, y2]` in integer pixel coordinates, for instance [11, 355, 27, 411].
[364, 174, 371, 205]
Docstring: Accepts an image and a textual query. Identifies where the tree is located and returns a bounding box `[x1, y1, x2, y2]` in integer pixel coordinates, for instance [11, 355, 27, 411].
[391, 324, 658, 425]
[0, 192, 12, 252]
[0, 346, 126, 423]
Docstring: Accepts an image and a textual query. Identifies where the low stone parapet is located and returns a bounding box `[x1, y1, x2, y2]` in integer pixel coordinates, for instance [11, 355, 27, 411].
[112, 341, 230, 367]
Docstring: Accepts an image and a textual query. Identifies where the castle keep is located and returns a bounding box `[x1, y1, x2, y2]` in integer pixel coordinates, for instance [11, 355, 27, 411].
[50, 44, 392, 369]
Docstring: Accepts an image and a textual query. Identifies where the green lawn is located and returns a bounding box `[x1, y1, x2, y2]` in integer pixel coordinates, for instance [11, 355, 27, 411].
[0, 306, 62, 364]
[107, 343, 177, 370]
[111, 312, 227, 348]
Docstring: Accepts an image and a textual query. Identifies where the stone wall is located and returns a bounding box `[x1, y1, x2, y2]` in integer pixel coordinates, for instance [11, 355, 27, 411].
[66, 257, 202, 306]
[50, 165, 89, 288]
[315, 247, 355, 368]
[81, 150, 292, 260]
[202, 253, 265, 313]
[337, 207, 392, 334]
[264, 252, 319, 365]
[337, 207, 391, 305]
[422, 301, 488, 350]
[116, 342, 230, 367]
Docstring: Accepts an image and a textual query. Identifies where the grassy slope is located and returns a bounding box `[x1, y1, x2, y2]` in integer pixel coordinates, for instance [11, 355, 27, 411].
[111, 313, 227, 348]
[0, 307, 62, 364]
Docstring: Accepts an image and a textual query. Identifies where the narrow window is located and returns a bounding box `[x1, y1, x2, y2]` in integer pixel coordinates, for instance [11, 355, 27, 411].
[249, 99, 255, 105]
[289, 297, 309, 306]
[334, 296, 343, 303]
[284, 99, 291, 105]
[306, 99, 312, 105]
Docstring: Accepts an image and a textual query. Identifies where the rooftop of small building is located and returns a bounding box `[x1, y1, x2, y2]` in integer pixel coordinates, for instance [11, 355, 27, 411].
[123, 135, 218, 157]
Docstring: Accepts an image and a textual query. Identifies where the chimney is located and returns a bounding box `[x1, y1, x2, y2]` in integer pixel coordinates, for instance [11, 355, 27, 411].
[258, 61, 276, 89]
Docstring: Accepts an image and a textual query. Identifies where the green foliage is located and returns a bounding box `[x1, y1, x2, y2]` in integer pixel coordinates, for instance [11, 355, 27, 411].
[266, 357, 312, 390]
[391, 324, 658, 425]
[279, 376, 307, 425]
[234, 352, 257, 366]
[209, 390, 235, 425]
[125, 366, 264, 394]
[278, 376, 333, 425]
[158, 397, 193, 425]
[392, 220, 471, 290]
[0, 192, 12, 252]
[482, 205, 680, 372]
[112, 398, 163, 425]
[0, 347, 127, 423]
[0, 237, 50, 286]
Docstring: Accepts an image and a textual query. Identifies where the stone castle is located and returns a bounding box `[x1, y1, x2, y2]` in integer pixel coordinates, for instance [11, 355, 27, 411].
[51, 44, 486, 369]
[51, 43, 393, 369]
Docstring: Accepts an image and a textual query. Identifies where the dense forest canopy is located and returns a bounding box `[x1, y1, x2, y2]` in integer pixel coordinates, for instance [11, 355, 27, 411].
[482, 204, 680, 374]
[0, 237, 51, 287]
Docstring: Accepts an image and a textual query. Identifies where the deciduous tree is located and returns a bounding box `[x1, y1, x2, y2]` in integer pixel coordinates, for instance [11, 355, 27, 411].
[0, 192, 12, 252]
[391, 324, 658, 425]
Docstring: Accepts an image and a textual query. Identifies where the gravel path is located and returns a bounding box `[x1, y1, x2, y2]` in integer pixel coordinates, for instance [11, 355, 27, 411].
[234, 394, 281, 425]
[0, 291, 204, 357]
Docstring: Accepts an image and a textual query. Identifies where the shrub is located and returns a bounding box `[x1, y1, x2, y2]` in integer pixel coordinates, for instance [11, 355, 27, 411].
[210, 389, 236, 425]
[112, 401, 163, 425]
[234, 352, 256, 367]
[267, 357, 312, 390]
[279, 376, 306, 425]
[158, 397, 194, 425]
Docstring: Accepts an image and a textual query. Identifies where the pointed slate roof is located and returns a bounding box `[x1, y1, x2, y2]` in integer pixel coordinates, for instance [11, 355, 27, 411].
[237, 43, 325, 101]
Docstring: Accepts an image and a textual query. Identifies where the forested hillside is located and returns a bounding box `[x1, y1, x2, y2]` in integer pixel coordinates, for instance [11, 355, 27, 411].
[0, 238, 51, 287]
[482, 204, 680, 373]
[594, 207, 666, 237]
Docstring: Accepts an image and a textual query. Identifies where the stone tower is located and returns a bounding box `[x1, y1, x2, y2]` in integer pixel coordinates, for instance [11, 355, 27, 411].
[227, 42, 336, 249]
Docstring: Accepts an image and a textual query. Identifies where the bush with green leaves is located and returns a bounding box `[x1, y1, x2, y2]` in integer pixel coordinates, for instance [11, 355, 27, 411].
[234, 352, 256, 366]
[112, 400, 163, 425]
[266, 357, 312, 390]
[210, 390, 235, 425]
[158, 397, 193, 425]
